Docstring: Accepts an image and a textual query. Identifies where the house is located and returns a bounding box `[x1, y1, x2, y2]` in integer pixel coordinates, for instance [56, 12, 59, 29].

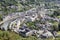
[25, 11, 38, 22]
[19, 27, 33, 37]
[36, 30, 54, 38]
[41, 30, 54, 38]
[1, 21, 11, 31]
[9, 19, 21, 32]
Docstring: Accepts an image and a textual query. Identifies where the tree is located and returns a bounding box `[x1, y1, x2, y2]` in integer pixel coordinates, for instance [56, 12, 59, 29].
[58, 23, 60, 31]
[53, 9, 60, 16]
[0, 0, 18, 15]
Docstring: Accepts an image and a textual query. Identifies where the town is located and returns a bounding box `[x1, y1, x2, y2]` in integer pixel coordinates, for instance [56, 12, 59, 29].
[0, 0, 60, 40]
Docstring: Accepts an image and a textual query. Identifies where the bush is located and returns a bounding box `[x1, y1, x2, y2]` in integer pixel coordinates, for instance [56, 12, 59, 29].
[0, 14, 3, 21]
